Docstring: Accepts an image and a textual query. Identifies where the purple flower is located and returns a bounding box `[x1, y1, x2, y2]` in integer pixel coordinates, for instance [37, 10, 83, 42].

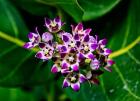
[23, 29, 41, 49]
[62, 70, 87, 91]
[35, 43, 54, 60]
[93, 36, 112, 56]
[60, 32, 80, 50]
[79, 35, 96, 60]
[61, 49, 80, 72]
[71, 23, 91, 38]
[45, 16, 64, 33]
[23, 16, 115, 91]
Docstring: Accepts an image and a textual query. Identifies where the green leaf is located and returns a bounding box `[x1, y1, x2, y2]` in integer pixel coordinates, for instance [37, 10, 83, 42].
[11, 0, 120, 22]
[78, 0, 120, 21]
[64, 0, 140, 101]
[0, 87, 35, 101]
[0, 0, 53, 87]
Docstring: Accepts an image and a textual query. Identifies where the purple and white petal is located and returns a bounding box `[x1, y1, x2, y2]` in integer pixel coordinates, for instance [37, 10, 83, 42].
[71, 63, 79, 72]
[62, 79, 70, 88]
[71, 24, 76, 34]
[28, 32, 39, 42]
[35, 51, 48, 60]
[107, 59, 115, 66]
[42, 32, 53, 42]
[51, 64, 60, 73]
[77, 53, 85, 61]
[83, 28, 92, 35]
[90, 59, 100, 70]
[59, 45, 68, 53]
[45, 18, 51, 27]
[35, 51, 45, 59]
[62, 32, 72, 43]
[90, 43, 98, 51]
[61, 69, 70, 76]
[23, 42, 34, 49]
[103, 48, 112, 56]
[54, 16, 60, 23]
[99, 38, 107, 48]
[71, 82, 80, 92]
[79, 74, 87, 83]
[61, 61, 70, 69]
[86, 52, 94, 59]
[54, 16, 64, 27]
[89, 36, 97, 43]
[76, 23, 83, 31]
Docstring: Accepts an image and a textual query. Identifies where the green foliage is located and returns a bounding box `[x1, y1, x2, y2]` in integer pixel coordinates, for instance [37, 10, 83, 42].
[0, 0, 140, 101]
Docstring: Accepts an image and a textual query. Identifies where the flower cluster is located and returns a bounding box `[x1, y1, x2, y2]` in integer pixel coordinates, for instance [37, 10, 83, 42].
[24, 17, 115, 92]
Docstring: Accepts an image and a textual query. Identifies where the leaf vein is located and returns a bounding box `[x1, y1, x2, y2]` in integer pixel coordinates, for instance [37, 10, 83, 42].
[114, 64, 140, 100]
[0, 52, 33, 82]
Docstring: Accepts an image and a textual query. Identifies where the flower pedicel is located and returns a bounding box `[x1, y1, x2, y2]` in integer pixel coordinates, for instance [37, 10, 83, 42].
[24, 17, 115, 92]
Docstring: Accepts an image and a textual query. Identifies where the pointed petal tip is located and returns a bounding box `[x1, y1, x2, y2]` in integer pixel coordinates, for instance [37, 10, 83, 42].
[71, 64, 79, 72]
[23, 42, 34, 49]
[45, 17, 51, 25]
[79, 74, 87, 83]
[77, 22, 83, 31]
[62, 79, 70, 88]
[35, 52, 43, 59]
[54, 16, 60, 22]
[51, 65, 59, 73]
[71, 82, 80, 92]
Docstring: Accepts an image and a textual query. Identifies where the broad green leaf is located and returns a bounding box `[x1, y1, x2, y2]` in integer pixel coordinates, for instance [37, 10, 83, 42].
[79, 0, 120, 21]
[0, 0, 53, 87]
[64, 0, 140, 101]
[11, 0, 120, 22]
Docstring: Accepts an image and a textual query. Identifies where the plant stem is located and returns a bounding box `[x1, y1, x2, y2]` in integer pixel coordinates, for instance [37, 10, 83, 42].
[0, 31, 38, 52]
[109, 36, 140, 58]
[0, 31, 139, 58]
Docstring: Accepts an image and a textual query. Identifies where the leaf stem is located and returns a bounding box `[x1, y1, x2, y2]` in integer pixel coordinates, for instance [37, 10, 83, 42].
[109, 36, 140, 58]
[0, 31, 38, 52]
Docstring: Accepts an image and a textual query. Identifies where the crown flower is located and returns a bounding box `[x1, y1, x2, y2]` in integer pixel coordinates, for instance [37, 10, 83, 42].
[24, 17, 115, 92]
